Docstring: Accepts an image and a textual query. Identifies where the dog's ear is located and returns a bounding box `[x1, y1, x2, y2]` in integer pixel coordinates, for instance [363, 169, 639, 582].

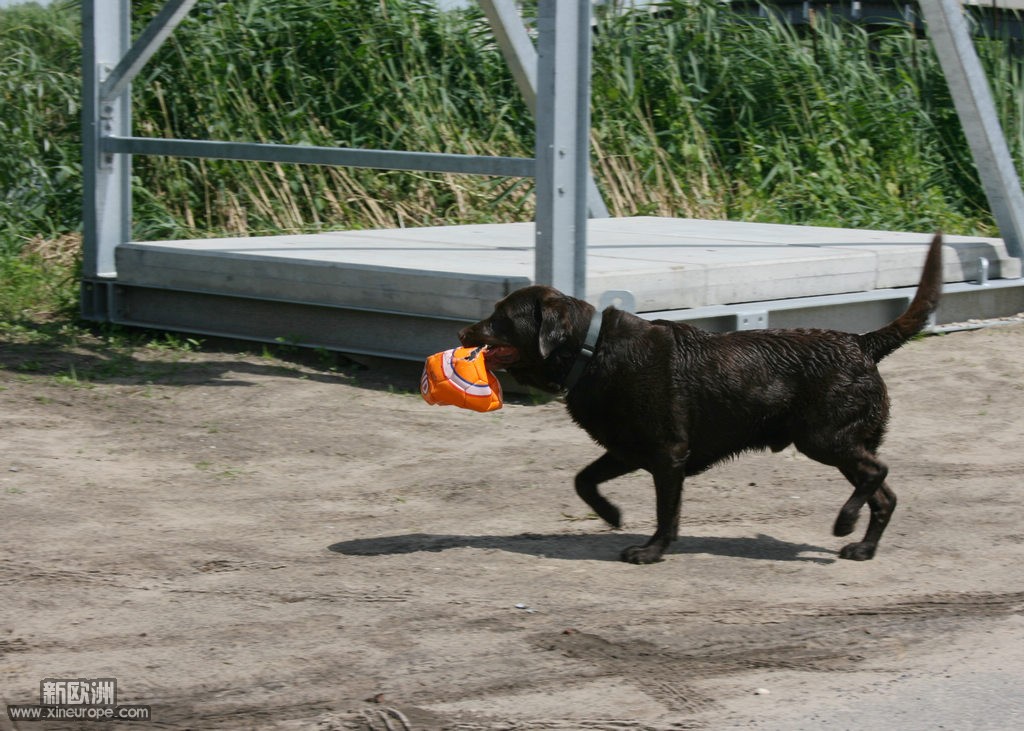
[537, 296, 573, 358]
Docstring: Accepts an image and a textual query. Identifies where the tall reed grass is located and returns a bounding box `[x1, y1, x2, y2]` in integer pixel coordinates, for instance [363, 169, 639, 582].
[129, 0, 537, 236]
[0, 2, 81, 254]
[3, 0, 1024, 253]
[590, 1, 1017, 232]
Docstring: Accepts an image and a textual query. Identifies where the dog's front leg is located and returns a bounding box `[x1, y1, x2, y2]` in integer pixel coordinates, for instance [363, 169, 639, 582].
[622, 461, 686, 564]
[575, 452, 635, 528]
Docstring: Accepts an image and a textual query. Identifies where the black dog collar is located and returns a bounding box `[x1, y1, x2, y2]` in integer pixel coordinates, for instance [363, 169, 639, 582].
[562, 310, 602, 391]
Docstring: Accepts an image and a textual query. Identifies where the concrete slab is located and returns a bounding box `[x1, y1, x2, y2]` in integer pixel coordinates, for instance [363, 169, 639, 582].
[116, 217, 1020, 321]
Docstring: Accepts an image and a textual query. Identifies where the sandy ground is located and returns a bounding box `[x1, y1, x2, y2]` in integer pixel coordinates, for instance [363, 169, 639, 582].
[1, 322, 1023, 730]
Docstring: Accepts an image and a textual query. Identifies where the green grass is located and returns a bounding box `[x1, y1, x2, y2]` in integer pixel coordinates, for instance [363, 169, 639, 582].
[0, 2, 81, 249]
[0, 235, 80, 324]
[589, 2, 1000, 231]
[3, 0, 1024, 327]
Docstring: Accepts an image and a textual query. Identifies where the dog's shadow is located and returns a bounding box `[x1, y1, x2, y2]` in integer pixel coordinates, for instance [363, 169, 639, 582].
[328, 532, 836, 564]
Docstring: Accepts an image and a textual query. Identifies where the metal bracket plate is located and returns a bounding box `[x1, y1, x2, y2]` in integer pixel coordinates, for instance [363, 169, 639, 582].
[736, 310, 768, 330]
[598, 289, 636, 313]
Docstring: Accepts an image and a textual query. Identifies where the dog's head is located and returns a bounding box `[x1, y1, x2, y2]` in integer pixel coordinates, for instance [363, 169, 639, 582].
[458, 285, 593, 392]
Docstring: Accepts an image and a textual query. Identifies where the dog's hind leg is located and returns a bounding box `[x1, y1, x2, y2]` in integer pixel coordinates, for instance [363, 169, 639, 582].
[575, 452, 635, 529]
[837, 481, 897, 561]
[832, 453, 895, 561]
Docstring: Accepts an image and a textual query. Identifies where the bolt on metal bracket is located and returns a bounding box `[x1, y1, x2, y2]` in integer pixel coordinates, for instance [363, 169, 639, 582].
[599, 289, 636, 313]
[736, 310, 768, 330]
[98, 64, 115, 170]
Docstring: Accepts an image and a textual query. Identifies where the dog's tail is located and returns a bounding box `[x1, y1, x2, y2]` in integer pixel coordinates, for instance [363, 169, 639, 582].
[857, 232, 944, 364]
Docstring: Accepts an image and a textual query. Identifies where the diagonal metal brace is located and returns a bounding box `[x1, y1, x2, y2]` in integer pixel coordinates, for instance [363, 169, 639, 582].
[479, 0, 609, 218]
[919, 0, 1024, 262]
[99, 0, 199, 104]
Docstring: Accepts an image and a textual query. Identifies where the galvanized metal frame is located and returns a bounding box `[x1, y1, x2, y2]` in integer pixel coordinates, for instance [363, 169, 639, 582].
[82, 0, 132, 279]
[101, 136, 536, 178]
[81, 0, 596, 304]
[479, 0, 609, 219]
[100, 277, 1024, 362]
[919, 0, 1024, 259]
[81, 1, 1024, 342]
[533, 0, 593, 297]
[98, 0, 198, 105]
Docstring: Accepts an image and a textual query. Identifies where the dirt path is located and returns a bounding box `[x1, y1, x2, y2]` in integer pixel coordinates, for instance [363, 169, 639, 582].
[1, 323, 1023, 730]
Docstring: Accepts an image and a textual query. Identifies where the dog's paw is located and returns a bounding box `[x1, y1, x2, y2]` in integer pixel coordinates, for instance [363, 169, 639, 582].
[620, 544, 664, 564]
[838, 541, 876, 561]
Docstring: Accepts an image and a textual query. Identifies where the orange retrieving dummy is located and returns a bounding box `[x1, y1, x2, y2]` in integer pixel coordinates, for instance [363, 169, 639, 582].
[420, 346, 503, 412]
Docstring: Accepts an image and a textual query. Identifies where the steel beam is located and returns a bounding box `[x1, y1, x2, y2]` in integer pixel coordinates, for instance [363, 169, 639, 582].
[102, 136, 535, 178]
[534, 0, 592, 297]
[101, 278, 1024, 363]
[479, 0, 609, 218]
[920, 0, 1024, 261]
[81, 0, 132, 280]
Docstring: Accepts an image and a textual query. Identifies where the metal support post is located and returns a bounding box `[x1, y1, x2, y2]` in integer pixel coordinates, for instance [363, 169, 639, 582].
[82, 0, 132, 282]
[534, 0, 592, 297]
[479, 0, 608, 218]
[920, 0, 1024, 262]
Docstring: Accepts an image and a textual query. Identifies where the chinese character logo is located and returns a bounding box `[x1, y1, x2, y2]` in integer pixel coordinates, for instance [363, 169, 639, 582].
[39, 678, 117, 706]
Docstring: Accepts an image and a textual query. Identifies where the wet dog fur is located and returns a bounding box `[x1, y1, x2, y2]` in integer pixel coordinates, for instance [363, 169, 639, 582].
[459, 234, 944, 564]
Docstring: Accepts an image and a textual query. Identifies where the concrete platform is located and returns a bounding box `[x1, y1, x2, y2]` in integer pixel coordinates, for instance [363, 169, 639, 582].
[103, 217, 1024, 360]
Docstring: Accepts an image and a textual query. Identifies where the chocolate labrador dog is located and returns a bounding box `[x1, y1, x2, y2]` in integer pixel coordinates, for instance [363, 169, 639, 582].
[459, 233, 943, 564]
